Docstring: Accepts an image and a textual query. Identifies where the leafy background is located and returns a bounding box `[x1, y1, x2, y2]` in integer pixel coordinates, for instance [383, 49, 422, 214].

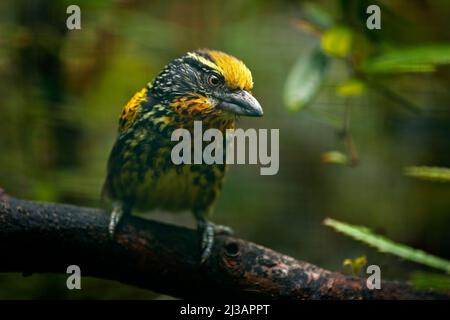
[0, 0, 449, 298]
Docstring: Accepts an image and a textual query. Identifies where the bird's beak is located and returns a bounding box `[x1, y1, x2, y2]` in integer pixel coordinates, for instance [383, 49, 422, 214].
[218, 90, 263, 117]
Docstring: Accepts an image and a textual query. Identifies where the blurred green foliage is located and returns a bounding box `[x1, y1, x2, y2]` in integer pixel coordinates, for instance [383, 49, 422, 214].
[324, 218, 450, 273]
[284, 46, 329, 111]
[362, 45, 450, 73]
[411, 271, 450, 293]
[0, 0, 450, 298]
[343, 255, 367, 277]
[405, 166, 450, 183]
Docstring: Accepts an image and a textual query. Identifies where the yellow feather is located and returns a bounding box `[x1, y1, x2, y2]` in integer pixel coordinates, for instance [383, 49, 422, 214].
[190, 50, 253, 91]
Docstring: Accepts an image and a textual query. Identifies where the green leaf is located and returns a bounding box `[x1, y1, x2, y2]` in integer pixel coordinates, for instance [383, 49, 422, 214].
[301, 2, 334, 29]
[284, 46, 329, 111]
[410, 271, 450, 293]
[363, 45, 450, 73]
[336, 79, 367, 97]
[321, 151, 348, 165]
[404, 166, 450, 183]
[343, 256, 367, 276]
[321, 26, 353, 58]
[323, 218, 450, 273]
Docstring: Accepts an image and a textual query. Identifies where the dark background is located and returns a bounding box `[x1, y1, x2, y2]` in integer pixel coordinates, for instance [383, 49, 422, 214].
[0, 0, 449, 298]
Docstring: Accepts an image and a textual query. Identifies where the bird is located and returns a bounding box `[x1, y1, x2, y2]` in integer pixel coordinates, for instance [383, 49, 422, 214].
[102, 49, 263, 263]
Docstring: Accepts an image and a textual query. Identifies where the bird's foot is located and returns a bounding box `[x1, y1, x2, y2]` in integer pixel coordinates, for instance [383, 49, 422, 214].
[108, 203, 124, 238]
[198, 222, 234, 264]
[199, 222, 214, 264]
[211, 223, 234, 236]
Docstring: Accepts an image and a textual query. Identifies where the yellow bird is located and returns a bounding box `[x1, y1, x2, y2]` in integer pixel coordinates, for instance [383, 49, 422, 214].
[102, 49, 263, 262]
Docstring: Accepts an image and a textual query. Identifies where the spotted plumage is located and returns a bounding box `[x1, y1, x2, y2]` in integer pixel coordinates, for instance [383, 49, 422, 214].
[102, 49, 263, 262]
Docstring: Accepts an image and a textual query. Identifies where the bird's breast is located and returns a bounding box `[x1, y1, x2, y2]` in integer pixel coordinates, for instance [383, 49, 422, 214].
[133, 162, 226, 213]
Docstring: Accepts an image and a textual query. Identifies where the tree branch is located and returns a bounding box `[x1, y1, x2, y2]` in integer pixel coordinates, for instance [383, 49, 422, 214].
[0, 189, 447, 299]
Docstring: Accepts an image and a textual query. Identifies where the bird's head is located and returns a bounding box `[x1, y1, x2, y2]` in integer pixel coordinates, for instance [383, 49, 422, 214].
[150, 49, 263, 121]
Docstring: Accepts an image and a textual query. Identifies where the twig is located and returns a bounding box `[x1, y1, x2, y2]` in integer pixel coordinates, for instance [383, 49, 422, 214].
[338, 99, 359, 166]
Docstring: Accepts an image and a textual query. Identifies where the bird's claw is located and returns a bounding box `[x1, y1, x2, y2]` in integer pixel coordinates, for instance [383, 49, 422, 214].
[212, 223, 234, 236]
[108, 204, 124, 238]
[199, 222, 234, 264]
[200, 223, 214, 264]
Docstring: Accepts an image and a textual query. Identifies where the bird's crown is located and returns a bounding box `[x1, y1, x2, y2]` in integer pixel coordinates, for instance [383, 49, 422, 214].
[149, 49, 254, 101]
[187, 49, 253, 91]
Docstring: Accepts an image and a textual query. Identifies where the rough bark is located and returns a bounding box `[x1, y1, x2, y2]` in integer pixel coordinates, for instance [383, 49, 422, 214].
[0, 189, 447, 299]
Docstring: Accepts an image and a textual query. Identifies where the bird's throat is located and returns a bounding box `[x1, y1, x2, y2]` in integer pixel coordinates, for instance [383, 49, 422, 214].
[169, 96, 236, 132]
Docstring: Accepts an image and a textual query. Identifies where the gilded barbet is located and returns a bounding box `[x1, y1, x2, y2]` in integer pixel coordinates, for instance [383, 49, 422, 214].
[102, 49, 263, 262]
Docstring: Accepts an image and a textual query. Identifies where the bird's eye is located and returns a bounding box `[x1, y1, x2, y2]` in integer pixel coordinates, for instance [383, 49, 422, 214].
[207, 74, 221, 87]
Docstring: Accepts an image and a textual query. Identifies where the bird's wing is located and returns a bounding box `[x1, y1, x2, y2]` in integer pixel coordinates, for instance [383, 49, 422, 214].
[101, 89, 160, 202]
[118, 87, 149, 133]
